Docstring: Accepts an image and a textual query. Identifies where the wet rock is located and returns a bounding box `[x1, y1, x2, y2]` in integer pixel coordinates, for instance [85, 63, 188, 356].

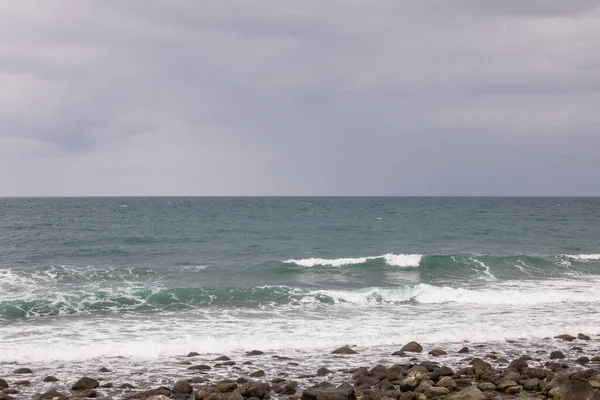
[14, 380, 30, 386]
[436, 377, 457, 389]
[429, 349, 447, 357]
[449, 386, 486, 400]
[98, 367, 110, 373]
[428, 366, 454, 381]
[242, 382, 272, 399]
[509, 359, 528, 372]
[302, 382, 356, 400]
[592, 356, 600, 362]
[572, 347, 584, 352]
[119, 383, 136, 389]
[399, 392, 426, 400]
[392, 351, 407, 356]
[332, 346, 358, 355]
[188, 364, 212, 371]
[424, 386, 450, 398]
[188, 352, 200, 357]
[216, 381, 238, 392]
[521, 368, 550, 380]
[203, 393, 227, 400]
[249, 370, 265, 378]
[576, 356, 590, 364]
[147, 396, 170, 400]
[0, 379, 8, 389]
[496, 380, 519, 391]
[555, 334, 577, 342]
[551, 351, 566, 359]
[399, 377, 420, 392]
[43, 376, 59, 382]
[73, 389, 97, 397]
[477, 383, 496, 392]
[553, 373, 595, 400]
[458, 347, 469, 354]
[523, 378, 540, 391]
[13, 368, 32, 374]
[401, 341, 423, 353]
[246, 350, 264, 356]
[504, 385, 522, 394]
[126, 386, 171, 399]
[72, 377, 100, 391]
[99, 382, 113, 388]
[38, 390, 67, 399]
[454, 379, 473, 389]
[214, 356, 231, 361]
[578, 334, 591, 340]
[317, 368, 333, 377]
[237, 377, 249, 384]
[173, 380, 193, 394]
[414, 379, 434, 393]
[0, 394, 16, 400]
[469, 358, 492, 371]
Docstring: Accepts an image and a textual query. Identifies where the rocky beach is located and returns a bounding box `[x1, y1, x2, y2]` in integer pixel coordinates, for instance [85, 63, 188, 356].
[2, 333, 600, 400]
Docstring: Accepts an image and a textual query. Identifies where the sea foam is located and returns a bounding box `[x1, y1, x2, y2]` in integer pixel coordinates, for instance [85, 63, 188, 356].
[284, 253, 422, 268]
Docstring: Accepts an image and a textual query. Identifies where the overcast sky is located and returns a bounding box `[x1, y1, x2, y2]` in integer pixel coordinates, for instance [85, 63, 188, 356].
[1, 1, 599, 196]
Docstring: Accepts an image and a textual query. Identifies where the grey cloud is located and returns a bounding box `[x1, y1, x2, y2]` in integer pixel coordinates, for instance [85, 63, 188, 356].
[0, 1, 599, 196]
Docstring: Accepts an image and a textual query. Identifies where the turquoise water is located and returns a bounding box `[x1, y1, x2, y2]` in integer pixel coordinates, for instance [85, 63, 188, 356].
[1, 197, 599, 363]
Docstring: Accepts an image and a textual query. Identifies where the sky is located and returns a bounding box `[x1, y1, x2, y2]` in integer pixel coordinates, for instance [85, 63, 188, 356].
[1, 1, 599, 196]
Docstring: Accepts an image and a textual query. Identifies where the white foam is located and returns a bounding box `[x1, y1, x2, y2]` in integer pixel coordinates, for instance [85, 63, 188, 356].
[284, 253, 422, 268]
[284, 257, 369, 267]
[310, 281, 600, 306]
[566, 254, 600, 261]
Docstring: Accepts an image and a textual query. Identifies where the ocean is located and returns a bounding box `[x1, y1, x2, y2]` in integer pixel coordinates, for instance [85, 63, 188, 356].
[1, 197, 599, 396]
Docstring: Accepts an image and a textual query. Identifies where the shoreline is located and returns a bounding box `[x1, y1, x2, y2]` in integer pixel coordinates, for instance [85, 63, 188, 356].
[1, 333, 599, 400]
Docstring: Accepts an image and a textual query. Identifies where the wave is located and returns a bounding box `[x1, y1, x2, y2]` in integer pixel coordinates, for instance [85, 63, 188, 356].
[565, 254, 600, 261]
[284, 253, 422, 268]
[3, 278, 599, 320]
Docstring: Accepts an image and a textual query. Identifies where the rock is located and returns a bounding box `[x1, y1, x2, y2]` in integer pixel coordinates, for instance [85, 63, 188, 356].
[98, 367, 110, 373]
[428, 366, 454, 381]
[392, 351, 407, 356]
[458, 347, 469, 354]
[521, 368, 550, 380]
[554, 373, 595, 400]
[572, 347, 584, 352]
[477, 383, 496, 392]
[188, 352, 200, 357]
[504, 385, 522, 394]
[14, 380, 30, 386]
[576, 356, 590, 364]
[590, 381, 600, 390]
[229, 392, 244, 400]
[522, 377, 540, 391]
[399, 377, 420, 392]
[415, 380, 434, 393]
[578, 334, 591, 340]
[591, 391, 600, 400]
[424, 387, 450, 398]
[214, 356, 230, 361]
[242, 382, 271, 399]
[13, 368, 32, 374]
[429, 349, 447, 357]
[249, 370, 265, 378]
[496, 380, 519, 391]
[188, 364, 212, 371]
[147, 396, 170, 400]
[100, 382, 113, 388]
[216, 381, 238, 392]
[593, 357, 600, 362]
[120, 383, 136, 389]
[449, 386, 486, 400]
[455, 379, 472, 389]
[0, 394, 16, 400]
[551, 351, 566, 359]
[71, 377, 100, 391]
[246, 350, 264, 356]
[173, 380, 193, 394]
[332, 346, 358, 355]
[399, 392, 426, 400]
[555, 334, 577, 342]
[126, 386, 171, 399]
[469, 358, 492, 371]
[401, 341, 423, 353]
[43, 376, 59, 382]
[509, 359, 528, 372]
[0, 379, 8, 388]
[317, 367, 333, 376]
[436, 377, 457, 389]
[301, 382, 356, 400]
[38, 390, 67, 399]
[204, 393, 227, 400]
